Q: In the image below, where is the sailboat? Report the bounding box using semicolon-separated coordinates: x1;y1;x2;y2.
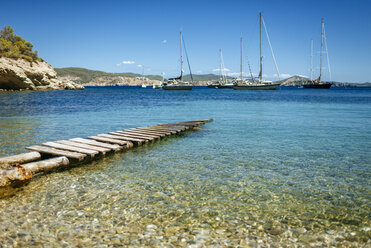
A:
153;73;164;89
234;12;281;90
303;18;332;89
162;31;193;90
208;49;234;89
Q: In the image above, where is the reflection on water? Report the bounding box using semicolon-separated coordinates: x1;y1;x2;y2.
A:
0;118;40;156
0;87;370;246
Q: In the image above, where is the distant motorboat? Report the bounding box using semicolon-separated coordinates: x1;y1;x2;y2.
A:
153;83;161;89
141;84;147;88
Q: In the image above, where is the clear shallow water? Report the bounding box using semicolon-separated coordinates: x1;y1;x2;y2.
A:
0;86;370;247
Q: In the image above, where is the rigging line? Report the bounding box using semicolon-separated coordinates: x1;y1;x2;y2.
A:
219;49;222;81
220;50;227;83
182;36;194;83
262;17;280;80
245;40;256;82
323;25;332;82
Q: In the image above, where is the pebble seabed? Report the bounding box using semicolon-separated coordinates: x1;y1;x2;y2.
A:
0;143;370;248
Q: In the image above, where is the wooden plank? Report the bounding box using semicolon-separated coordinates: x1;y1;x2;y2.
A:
98;134;145;145
168;125;189;131
69;138;123;151
56;140;111;155
138;129;173;136
139;128;174;134
97;134;140;148
154;124;189;130
26;145;86;161
0;152;41;169
43;142;99;158
116;131;157;143
166;121;205;126
115;131;160;140
137;128;177;135
109;132;152;142
136;127;178;134
125;130;166;138
88;136;133;146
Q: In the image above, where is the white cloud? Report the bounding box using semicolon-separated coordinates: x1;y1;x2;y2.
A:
277;73;292;78
227;72;245;77
298;74;309;78
137;64;143;68
162;40;167;44
122;61;135;64
212;68;230;72
116;63;121;67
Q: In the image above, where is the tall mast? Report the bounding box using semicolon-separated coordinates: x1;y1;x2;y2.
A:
219;48;222;81
259;12;263;82
319;18;324;82
180;31;183;80
240;37;243;81
310;39;313;81
221;49;226;83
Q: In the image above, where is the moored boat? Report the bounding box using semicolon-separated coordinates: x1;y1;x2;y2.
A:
303;18;332;89
234;83;280;90
303;82;332;88
208;49;234;89
162;31;193;91
234;13;281;90
162;83;192;90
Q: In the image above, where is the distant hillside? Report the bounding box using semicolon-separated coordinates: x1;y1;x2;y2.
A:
56;67;162;83
278;75;310;86
332;82;371;87
55;67;227;85
56;68;369;87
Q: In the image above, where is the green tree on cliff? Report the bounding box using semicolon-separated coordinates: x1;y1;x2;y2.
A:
0;25;41;62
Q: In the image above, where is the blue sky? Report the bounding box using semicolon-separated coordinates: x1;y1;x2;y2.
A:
1;0;370;83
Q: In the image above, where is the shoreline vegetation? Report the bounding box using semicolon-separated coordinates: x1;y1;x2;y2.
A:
0;26;41;63
0;26;83;91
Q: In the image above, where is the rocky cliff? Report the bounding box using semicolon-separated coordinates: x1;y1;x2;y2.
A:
0;57;84;91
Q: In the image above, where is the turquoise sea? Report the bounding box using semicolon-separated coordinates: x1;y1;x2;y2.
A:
0;86;370;247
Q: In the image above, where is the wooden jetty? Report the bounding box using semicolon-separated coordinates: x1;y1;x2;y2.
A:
0;119;212;193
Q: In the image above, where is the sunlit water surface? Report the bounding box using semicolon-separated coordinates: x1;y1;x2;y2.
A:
0;87;370;247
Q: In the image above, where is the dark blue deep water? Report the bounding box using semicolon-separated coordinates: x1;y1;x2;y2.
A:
0;86;370;246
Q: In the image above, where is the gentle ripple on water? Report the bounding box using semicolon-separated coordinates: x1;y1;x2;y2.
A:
0;87;370;247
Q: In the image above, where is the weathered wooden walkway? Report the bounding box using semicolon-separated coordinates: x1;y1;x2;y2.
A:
0;119;212;192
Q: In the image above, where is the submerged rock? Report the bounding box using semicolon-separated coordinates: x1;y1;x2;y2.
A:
0;57;84;91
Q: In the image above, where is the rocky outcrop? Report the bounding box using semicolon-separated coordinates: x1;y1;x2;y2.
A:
280;75;310;86
0;57;84;90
